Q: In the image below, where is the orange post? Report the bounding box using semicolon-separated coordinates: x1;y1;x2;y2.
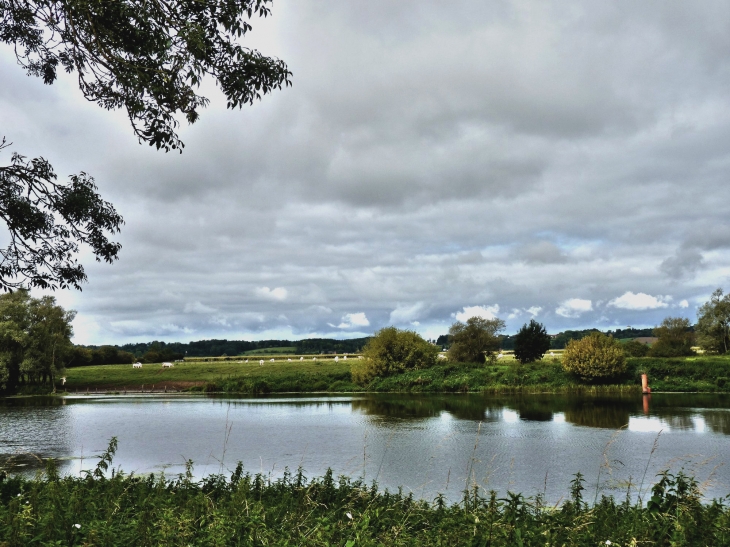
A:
641;373;651;394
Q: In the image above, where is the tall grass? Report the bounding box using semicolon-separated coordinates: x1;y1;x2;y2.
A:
1;438;728;546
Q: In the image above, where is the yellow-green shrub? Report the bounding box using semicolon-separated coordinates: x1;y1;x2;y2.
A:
352;327;438;386
562;332;626;381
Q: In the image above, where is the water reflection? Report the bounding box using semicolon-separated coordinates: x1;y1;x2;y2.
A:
351;392;730;434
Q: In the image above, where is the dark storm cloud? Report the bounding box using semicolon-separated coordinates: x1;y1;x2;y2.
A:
2;0;730;343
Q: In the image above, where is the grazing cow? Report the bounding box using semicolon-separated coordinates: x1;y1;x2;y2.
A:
549;351;555;357
497;353;503;359
288;358;292;361
358;356;363;360
437;354;447;360
270;358;275;362
334;356;339;362
343;355;347;360
133;362;143;368
259;360;264;366
162;362;174;368
312;357;317;361
300;357;304;361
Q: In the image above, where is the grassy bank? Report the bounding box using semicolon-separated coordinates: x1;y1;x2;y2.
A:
1;441;728;546
57;355;730;395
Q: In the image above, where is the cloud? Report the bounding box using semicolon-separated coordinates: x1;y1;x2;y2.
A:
608;292;670;310
183;301;217;314
555;299;592;318
333;312;370;329
389;302;425;324
254;287;288;301
679;299;689;308
453;305;500;322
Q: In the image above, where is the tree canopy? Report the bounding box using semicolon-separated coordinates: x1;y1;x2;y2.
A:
447;316;505;363
0;0;290;290
649;317;695;357
0;289;74;393
513;319;551;364
696;288;730;354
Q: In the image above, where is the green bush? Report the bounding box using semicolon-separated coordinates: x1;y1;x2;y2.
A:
623;340;650;357
447;317;505;363
352;327;438;385
562;332;627;381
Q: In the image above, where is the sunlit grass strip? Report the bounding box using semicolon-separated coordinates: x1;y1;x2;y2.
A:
1;440;728;546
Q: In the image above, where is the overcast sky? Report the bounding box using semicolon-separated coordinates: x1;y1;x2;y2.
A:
2;0;730;345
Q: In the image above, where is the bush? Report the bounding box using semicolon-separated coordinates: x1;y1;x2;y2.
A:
623;340;650;357
352;327;438;386
562;332;627;381
513;319;551;364
649;317;695;357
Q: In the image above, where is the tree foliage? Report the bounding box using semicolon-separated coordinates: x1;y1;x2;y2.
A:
447;316;505;363
561;332;626;381
649;317;695;357
0;140;123;291
0;0;292;152
513;319;551;364
352;327;438;386
623;340;650;357
0;0;290;290
696;288;730;354
0;289;74;392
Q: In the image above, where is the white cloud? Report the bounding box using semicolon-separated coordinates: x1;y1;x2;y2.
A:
608;292;670;310
254;287;288;301
453;305;500;322
389;302;425;324
183;301;217;314
526;306;542;317
679;299;689;308
555;299;593;318
334;312;370;329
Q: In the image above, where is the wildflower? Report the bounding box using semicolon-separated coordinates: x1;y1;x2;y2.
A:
605;541;612;546
346;512;353;520
73;524;81;529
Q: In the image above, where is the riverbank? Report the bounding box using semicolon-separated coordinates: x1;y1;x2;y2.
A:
53;355;730;395
1;445;727;546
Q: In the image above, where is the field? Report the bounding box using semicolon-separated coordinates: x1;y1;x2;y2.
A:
63;356;356;393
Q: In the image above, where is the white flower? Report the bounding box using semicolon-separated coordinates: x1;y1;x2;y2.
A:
605;541;612;546
73;524;81;529
345;512;353;520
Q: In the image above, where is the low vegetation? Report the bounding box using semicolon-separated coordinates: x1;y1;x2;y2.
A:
0;440;728;546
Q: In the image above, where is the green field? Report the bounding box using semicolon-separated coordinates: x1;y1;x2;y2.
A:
63;357;356;393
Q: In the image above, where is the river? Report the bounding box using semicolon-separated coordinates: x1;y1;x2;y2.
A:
1;392;729;503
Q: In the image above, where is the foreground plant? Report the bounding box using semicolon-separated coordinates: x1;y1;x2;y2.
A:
1;438;728;546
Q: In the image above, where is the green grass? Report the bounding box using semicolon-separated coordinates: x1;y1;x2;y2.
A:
241;346;296;355
1;439;728;546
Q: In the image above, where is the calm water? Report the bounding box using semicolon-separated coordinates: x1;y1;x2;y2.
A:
1;392;729;503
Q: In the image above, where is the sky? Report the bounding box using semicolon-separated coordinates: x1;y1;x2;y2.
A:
2;0;730;345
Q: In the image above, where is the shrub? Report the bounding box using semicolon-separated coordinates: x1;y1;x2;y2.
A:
448;317;505;363
513;319;551;364
352;327;438;385
562;332;626;381
623;340;650;357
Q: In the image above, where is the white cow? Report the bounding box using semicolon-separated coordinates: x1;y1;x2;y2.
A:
288;358;292;361
312;357;317;361
60;377;67;385
300;357;304;361
162;362;174;368
245;359;249;363
133;362;142;368
358;356;363;360
343;355;347;360
259;360;264;366
437;354;447;360
270;358;275;362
